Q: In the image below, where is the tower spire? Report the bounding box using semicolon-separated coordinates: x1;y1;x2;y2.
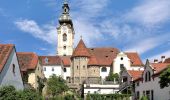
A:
59;0;73;26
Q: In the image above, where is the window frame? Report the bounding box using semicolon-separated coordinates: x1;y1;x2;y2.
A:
101;67;107;72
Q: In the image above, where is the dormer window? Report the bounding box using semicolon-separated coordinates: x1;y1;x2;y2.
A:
45;57;48;64
145;71;151;82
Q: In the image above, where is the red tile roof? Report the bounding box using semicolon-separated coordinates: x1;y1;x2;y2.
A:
127;70;143;80
126;52;143;66
88;48;119;66
39;56;61;66
88;54;98;66
17;52;38;71
72;39;90;57
0;44;14;72
61;56;71;67
151;63;170;75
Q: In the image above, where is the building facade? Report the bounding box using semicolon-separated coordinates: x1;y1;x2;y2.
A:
0;44;24;90
134;60;170;100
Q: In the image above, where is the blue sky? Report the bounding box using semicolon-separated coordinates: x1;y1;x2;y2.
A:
0;0;170;62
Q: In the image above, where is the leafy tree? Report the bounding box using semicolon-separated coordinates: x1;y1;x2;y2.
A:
106;73;119;83
0;86;42;100
47;74;68;97
159;67;170;88
17;89;42;100
0;86;18;100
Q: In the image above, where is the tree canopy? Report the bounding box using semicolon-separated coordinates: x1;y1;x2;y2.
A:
106;73;119;83
159;67;170;89
47;74;68;97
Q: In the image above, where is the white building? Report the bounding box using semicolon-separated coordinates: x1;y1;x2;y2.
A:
134;60;170;100
84;84;119;96
39;56;63;78
114;52;144;74
61;56;71;82
0;44;24;90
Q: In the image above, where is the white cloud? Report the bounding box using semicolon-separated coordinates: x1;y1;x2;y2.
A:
125;0;170;27
71;0;109;47
149;50;170;62
14;19;57;45
125;34;170;54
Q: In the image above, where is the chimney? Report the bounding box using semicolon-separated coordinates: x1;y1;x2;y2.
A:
154;59;158;63
161;56;165;63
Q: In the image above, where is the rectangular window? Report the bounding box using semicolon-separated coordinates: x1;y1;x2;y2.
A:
44;67;46;71
151;90;154;100
120;64;124;70
64;68;67;72
52;67;54;71
143;91;145;96
146;90;150;100
169;91;170;100
136;91;140;100
137;82;139;86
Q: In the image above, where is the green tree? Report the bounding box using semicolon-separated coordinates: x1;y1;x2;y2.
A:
17;89;42;100
106;73;119;83
159;67;170;88
0;86;42;100
0;86;18;100
47;74;68;97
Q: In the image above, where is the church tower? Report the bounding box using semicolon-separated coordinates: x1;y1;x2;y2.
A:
57;0;74;56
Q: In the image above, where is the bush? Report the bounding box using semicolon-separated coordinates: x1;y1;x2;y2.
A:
0;86;42;100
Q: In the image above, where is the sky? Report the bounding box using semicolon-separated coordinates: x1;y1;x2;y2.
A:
0;0;170;62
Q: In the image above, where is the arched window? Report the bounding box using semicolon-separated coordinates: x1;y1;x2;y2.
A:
63;33;67;41
63;46;66;50
101;67;107;72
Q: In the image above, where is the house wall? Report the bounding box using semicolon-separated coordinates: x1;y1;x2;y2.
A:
43;65;63;78
100;66;110;79
88;66;100;77
135;65;170;100
63;67;71;80
84;84;119;95
27;61;44;89
0;48;24;90
113;52;131;74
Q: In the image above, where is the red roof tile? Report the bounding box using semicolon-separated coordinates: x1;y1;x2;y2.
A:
17;52;38;71
126;52;143;66
0;44;14;72
61;56;71;67
127;70;143;80
151;63;170;75
72;39;90;57
88;48;119;66
88;54;98;66
39;56;61;65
